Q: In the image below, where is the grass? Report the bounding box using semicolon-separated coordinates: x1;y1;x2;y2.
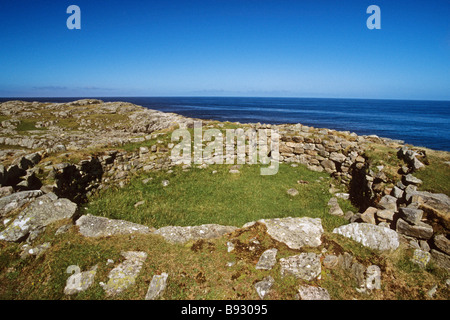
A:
85;163;353;232
414;150;450;196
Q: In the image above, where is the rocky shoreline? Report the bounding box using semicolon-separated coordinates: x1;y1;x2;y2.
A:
0;99;449;299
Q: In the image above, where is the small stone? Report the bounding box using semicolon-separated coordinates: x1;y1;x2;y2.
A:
145;273;168;300
134;200;145;208
64;265;98;295
255;276;275;299
403;174;423;186
161;180;170;187
361;207;377;225
287;188;299;196
279;253;321;281
323;255;339;269
399;207;423;224
411;249;431;268
427;285;438;298
297;285;331;300
227;241;235;253
255;248;278;270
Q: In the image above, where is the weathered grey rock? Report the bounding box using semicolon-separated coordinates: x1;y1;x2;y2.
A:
279;252;321;281
403;174;423;186
0;195;77;242
376;209;395;221
154;224;237;243
258;217;324;249
321;159;336;173
360;207;377;225
255;248;278;270
391;186;404;199
0;190;43;217
76;214;153;238
254;276;275;299
333;223;399;251
101;251;147;296
298;285;331;300
411;249;431;269
377;195;397;212
145;273;168;300
430;249;450;270
338;252;354;270
433;234;450;255
399;207;424;224
410;191;450;230
64;265;98;295
286;188;299;196
327;198;344;217
329;152;346;163
396;218;434;240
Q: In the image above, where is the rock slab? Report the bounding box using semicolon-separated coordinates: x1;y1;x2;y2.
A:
259;217;324;249
145;273;169;300
279;252;321;281
154;224;237;243
333;223;399;251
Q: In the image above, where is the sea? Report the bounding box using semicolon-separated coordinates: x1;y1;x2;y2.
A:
1;97;449;152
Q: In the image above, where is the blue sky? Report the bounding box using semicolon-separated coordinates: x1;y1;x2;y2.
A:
0;0;449;100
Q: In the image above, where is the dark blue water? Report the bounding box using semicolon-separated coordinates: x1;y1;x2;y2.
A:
1;97;449;151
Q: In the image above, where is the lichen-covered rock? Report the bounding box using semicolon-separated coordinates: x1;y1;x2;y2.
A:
145;273;169;300
279;252;321;281
411;249;431;269
76;214;154;238
333;223;399;251
0;190;43;217
154;224;237;244
255;248;278;270
101;251;147;296
258;217;324;249
0;194;76;242
298;285;331;300
254;276;275;299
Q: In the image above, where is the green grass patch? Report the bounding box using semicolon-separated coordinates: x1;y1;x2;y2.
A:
85;163;353;231
414;151;450;196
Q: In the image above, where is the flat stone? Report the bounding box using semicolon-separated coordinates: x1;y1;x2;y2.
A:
403;174;423;186
254;276;275;299
154;224;237;244
333;223;399;251
396;218;434;240
430;249;450;270
0;195;77;242
76;214;154;238
323;254;339;269
279;252;321;281
255;248;278;270
286;188;299;196
376;195;397;212
258;217;324;249
145;273;169;300
399;207;423;224
366;265;381;290
410;191;450;230
433;234;450;255
298;285;331;300
376;209;395;221
361;207;377;224
0;190;43;218
101;251;147;296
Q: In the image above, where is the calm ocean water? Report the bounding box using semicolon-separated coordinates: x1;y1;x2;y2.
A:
1;97;449;151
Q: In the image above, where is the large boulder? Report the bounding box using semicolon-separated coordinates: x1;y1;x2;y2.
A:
154;224;237;244
258;217;324;249
0;194;77;242
332;223;400;251
76;214;154;238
